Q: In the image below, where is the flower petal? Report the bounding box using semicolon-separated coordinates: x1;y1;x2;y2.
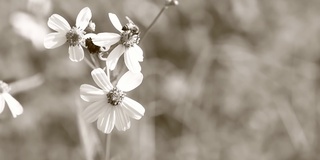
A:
44;32;66;49
68;45;84;62
133;44;143;62
80;84;106;102
115;106;130;131
91;68;113;91
116;71;143;92
76;7;92;30
2;93;23;118
108;13;123;32
97;107;115;134
48;14;71;32
92;32;120;48
124;48;141;73
106;45;125;70
0;96;5;114
82;100;109;123
83;33;96;39
122;97;145;120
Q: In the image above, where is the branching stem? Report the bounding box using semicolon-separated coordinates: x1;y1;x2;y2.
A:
140;5;168;42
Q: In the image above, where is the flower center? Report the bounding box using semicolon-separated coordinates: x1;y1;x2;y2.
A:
85;38;101;54
120;23;140;47
106;88;125;106
66;27;84;46
0;81;10;94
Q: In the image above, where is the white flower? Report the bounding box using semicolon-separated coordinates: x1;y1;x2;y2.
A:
0;81;23;118
80;68;145;134
92;13;143;73
44;7;92;62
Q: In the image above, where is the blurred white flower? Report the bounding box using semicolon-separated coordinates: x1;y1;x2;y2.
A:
92;13;143;73
27;0;52;17
80;68;145;134
44;7;92;62
0;81;23;118
10;12;49;50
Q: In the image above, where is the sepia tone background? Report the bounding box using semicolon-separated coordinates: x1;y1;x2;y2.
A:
1;0;320;159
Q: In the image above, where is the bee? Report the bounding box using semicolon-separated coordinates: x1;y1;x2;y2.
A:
122;17;140;35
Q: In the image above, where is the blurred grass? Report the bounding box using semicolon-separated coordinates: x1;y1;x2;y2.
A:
1;0;320;160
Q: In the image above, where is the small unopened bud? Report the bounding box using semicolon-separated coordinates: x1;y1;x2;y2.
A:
165;0;179;6
87;21;96;32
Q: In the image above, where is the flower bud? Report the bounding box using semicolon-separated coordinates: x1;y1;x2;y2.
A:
165;0;179;6
87;20;96;32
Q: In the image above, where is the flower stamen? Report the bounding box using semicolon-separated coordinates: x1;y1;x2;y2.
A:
106;88;125;106
66;27;84;46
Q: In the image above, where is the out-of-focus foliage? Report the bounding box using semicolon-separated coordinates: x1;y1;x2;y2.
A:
1;0;320;160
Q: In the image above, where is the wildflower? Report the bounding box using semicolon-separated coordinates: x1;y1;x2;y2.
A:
0;81;23;118
92;13;143;73
44;7;92;62
80;68;145;134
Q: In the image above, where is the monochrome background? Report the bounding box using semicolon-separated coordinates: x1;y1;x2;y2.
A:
0;0;320;159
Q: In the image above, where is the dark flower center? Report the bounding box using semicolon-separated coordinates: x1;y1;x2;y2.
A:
85;38;101;54
66;27;83;46
106;88;125;106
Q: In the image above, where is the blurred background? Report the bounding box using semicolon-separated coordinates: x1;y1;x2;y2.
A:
1;0;320;159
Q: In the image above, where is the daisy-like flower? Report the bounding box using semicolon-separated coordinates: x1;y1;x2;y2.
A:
92;13;143;73
0;81;23;118
80;68;145;134
44;7;92;62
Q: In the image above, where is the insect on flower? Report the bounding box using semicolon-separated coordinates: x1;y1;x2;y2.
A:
80;68;145;134
43;7;92;62
92;13;143;73
0;81;23;118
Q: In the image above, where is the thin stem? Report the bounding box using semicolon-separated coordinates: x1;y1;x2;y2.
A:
105;133;112;160
9;74;44;95
110;62;126;82
84;56;96;69
90;54;99;68
140;5;168;42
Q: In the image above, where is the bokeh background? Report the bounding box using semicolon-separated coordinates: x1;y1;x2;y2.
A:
1;0;320;159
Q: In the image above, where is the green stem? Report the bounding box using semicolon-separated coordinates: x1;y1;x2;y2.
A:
140;5;168;42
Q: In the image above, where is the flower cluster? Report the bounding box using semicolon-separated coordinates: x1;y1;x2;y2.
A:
44;7;145;134
44;7;143;73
